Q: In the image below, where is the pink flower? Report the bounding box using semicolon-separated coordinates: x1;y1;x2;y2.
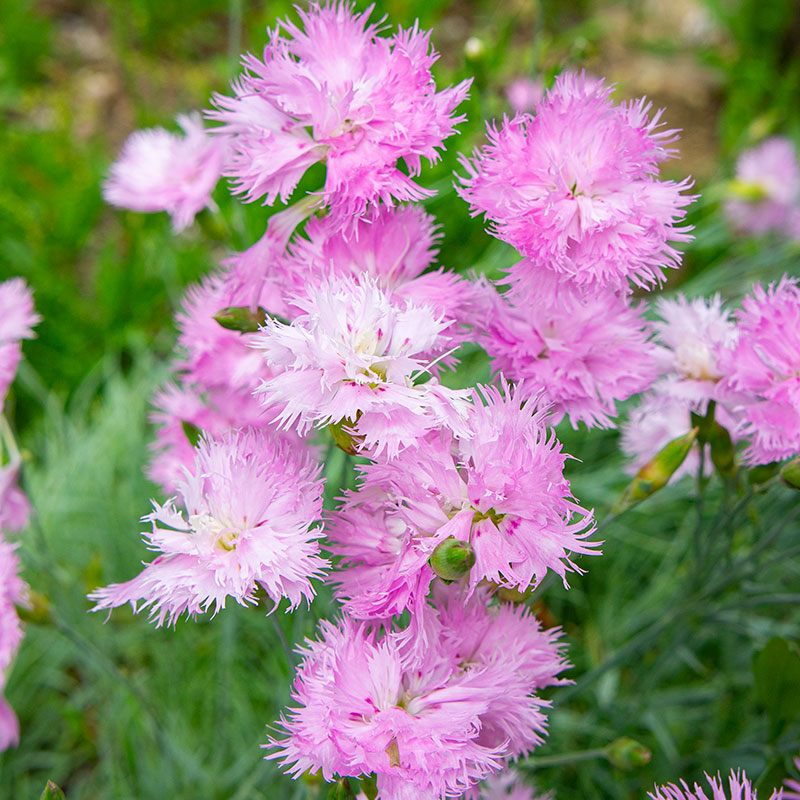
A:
652;294;739;410
782;754;800;799
479;275;658;428
457;71;694;292
0;536;26;752
477;769;550;800
505;77;544;113
89;429;326;626
253;275;471;458
0;464;31;533
103;113;227;231
210;2;471;223
268;585;566;799
0;278;40;409
648;769;781;799
330;383;596;618
720;276;800;464
725;136;800;239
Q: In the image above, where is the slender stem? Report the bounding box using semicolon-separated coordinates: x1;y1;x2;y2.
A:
517;747;608;770
0;413;21;463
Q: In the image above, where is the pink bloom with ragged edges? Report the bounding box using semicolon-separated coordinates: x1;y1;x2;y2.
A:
725;136;800;239
477;769;551;800
89;429;326;626
329;382;597;618
479;274;658;429
720;276;800;464
253;275;471;459
652;293;739;411
0;537;27;752
506;77;544;113
103;113;227;232
648;769;782;799
0;463;31;533
209;2;471;225
457;71;694;292
0;278;40;409
268;584;566;799
782;754;800;799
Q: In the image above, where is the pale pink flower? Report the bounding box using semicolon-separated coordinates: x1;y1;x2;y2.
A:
652;293;739;410
505;77;544;113
478;768;550;800
0;463;31;533
268;585;566;799
209;2;471;223
480;275;657;428
457;71;694;292
648;769;781;799
0;278;39;408
330;383;596;618
725;136;800;239
720;276;800;464
0;536;26;752
103;112;227;231
90;429;326;626
253;275;471;458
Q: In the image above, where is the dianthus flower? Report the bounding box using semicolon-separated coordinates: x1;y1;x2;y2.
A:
505;77;544;113
103;112;227;232
253;275;470;458
725;136;800;239
0;537;27;751
648;769;781;800
783;754;800;799
652;293;738;409
268;584;567;799
330;383;596;618
457;71;694;291
475;769;550;800
0;278;39;409
479;275;657;428
0;463;31;533
209;2;471;223
89;429;326;626
287;204;479;326
719;276;800;463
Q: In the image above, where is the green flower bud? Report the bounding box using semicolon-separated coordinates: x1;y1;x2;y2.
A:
40;782;66;800
613;428;698;512
430;537;476;581
781;458;800;490
605;737;651;770
213;305;269;333
708;422;736;477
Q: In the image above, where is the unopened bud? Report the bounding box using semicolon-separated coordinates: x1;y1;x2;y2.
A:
329;419;360;455
40;782;66;800
781;458;800;490
708;422;736;477
181;420;202;448
430;537;476;581
727;179;768;202
464;36;485;60
614;428;698;512
328;777;357;800
213;305;268;333
605;737;651;770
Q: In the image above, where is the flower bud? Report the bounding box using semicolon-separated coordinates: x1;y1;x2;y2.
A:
464;36;485;61
781;458;800;490
213;305;268;333
708;422;736;477
430;537;476;581
614;427;698;512
40;782;66;800
605;737;651;770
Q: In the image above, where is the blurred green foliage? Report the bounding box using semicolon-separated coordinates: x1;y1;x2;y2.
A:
2;0;800;798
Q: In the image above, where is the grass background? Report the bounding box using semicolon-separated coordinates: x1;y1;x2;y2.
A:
2;0;800;797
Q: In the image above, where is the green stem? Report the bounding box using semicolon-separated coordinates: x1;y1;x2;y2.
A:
517;747;608;770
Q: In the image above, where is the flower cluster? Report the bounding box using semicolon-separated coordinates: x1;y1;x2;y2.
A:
95;3;800;798
0;277;38;751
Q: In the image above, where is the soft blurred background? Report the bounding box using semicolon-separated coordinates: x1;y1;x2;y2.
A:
2;0;800;797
